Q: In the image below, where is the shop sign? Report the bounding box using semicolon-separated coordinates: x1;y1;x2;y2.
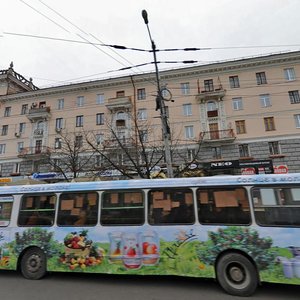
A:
241;168;256;175
274;165;288;174
0;178;12;183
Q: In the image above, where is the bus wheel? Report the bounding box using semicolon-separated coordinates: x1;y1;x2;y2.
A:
20;248;47;280
216;253;258;296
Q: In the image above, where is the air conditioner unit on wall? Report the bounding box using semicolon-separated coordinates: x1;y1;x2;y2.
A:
55;128;62;133
15;132;20;137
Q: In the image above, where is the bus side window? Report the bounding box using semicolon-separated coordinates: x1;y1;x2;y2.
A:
57;192;98;227
197;188;250;225
252;187;300;226
18;194;56;227
100;191;144;226
148;188;195;225
0;196;13;227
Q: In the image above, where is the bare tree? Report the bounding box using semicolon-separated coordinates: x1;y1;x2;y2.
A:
44;130;97;181
85;115;166;179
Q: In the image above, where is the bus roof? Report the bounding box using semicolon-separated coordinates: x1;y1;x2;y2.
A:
0;173;300;195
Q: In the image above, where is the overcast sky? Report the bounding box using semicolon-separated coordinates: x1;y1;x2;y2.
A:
1;0;300;88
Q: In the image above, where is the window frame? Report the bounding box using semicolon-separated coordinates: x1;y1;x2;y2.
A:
232;97;243;111
256;72;267;85
18;193;57;227
148;188;195;225
264;117;275;131
76;115;84;127
100;190;145;226
229;75;240;88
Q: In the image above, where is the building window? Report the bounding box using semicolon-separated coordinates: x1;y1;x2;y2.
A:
256;72;267;85
96;113;105;125
260;94;271;107
284;68;296;81
96;134;104;145
0;144;6;154
19;123;26;133
229;76;240;88
77;96;84;107
187;149;195;161
294;114;300;128
181;82;190;95
137;109;147;120
139;130;148;142
183;104;192;116
1;125;8;136
204;79;214;92
95;155;102;167
55;118;64;130
75;136;83;148
17;142;24;153
239;144;250;158
21;104;28;115
116;111;126;127
76;115;84;127
236;120;246;134
232;97;243;110
212;147;222;159
96;94;105;104
185;126;194;139
57;99;64;110
55;138;62;149
137;88;146;100
264;117;275;131
4;107;11;117
116;91;125;98
289;90;300;104
269;141;280;155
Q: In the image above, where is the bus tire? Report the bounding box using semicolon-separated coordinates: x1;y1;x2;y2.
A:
20;247;47;280
216;252;258;297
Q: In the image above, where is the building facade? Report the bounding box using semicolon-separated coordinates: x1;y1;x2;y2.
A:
0;51;300;178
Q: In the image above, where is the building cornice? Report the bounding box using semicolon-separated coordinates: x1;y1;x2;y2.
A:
1;51;300;102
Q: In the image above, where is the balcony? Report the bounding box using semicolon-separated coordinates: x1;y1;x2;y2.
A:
106;96;132;111
27;106;51;122
33;129;44;136
18;146;50;159
199;129;235;143
207;110;218;118
197;87;226;102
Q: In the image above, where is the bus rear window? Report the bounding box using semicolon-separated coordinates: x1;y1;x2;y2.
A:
101;190;144;226
252;187;300;226
18;194;56;226
57;192;98;226
148;188;195;225
197;187;251;225
0;196;13;226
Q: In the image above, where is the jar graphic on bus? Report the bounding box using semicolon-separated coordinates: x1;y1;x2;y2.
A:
122;233;142;269
108;232;123;264
141;231;159;266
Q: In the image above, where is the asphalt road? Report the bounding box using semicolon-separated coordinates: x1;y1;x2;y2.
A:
0;270;299;300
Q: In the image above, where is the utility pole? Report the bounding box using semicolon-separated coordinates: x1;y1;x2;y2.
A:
142;9;174;178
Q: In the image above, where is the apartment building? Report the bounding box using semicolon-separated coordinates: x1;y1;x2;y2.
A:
0;51;300;178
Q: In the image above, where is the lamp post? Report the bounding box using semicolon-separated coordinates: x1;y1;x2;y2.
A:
142;9;174;178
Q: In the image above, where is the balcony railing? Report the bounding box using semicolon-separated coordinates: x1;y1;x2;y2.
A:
197;87;226;102
33;129;44;136
18;146;50;158
199;129;235;143
106;96;132;111
27;106;51;121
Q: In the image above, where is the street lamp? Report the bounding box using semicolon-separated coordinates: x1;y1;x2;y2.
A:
141;9;174;178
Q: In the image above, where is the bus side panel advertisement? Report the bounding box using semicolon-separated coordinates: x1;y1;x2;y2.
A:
0;225;300;284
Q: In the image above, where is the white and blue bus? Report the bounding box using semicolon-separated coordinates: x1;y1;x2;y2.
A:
0;173;300;296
